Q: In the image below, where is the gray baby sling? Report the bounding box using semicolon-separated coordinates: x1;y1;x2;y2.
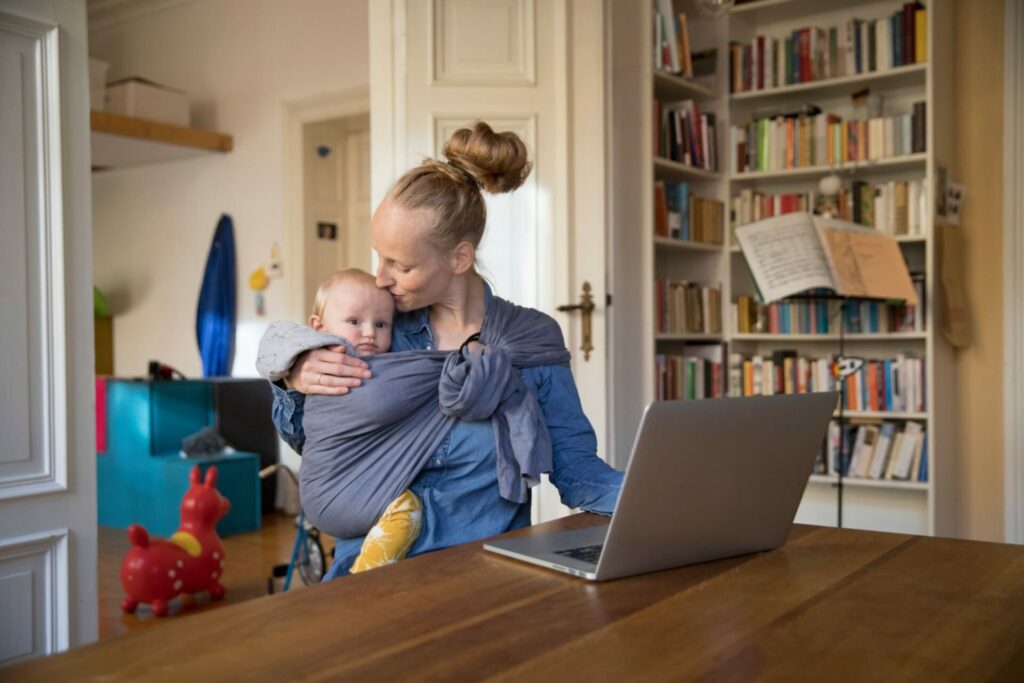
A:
256;297;571;539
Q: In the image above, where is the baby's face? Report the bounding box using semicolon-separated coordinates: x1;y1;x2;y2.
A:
314;283;394;355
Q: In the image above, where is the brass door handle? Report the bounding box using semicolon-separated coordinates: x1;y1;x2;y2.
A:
557;281;595;361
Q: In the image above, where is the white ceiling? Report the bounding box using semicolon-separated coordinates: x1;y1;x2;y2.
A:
87;0;201;33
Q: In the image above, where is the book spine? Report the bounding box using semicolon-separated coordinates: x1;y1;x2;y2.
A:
915;8;927;63
903;2;916;66
868;20;877;71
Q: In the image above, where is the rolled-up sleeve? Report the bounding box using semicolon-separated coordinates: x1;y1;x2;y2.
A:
271;382;306;455
531;364;623;515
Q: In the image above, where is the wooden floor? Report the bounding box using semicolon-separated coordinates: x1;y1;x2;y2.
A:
98;514;334;640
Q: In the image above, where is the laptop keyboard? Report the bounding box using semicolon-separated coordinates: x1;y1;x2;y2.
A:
555;544;603;564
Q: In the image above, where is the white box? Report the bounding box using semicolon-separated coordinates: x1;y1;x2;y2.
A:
105;77;189;127
89;57;109;111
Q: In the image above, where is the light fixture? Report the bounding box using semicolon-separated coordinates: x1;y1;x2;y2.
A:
695;0;735;18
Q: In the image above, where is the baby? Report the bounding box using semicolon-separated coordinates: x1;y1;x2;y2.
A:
307;268;422;573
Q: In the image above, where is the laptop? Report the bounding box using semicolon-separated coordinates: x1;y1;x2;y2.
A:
484;392;838;581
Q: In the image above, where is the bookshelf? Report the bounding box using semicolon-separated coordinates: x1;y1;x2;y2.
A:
610;0;954;536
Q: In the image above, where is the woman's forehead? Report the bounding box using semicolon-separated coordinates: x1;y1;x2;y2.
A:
372;201;436;258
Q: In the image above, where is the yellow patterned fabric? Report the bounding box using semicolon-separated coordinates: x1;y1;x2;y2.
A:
349;489;423;573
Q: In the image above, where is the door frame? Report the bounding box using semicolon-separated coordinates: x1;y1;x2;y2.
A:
283;87;371;323
1004;0;1024;545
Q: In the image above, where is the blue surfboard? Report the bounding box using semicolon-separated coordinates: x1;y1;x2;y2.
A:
196;214;236;376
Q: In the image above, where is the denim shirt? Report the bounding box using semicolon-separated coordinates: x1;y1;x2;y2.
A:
270;285;623;578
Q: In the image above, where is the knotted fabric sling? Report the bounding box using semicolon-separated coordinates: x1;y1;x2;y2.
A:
256;297;571;538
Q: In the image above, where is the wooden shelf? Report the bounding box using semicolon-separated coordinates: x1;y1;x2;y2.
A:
731;332;927;342
838;411;929;421
654;237;724;253
808;474;929;491
653;70;717;100
655;333;723;342
90;110;233;170
654;157;722;181
731;64;927;103
731;154;927;182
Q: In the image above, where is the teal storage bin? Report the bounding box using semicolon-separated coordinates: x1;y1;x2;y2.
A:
98;380;261;537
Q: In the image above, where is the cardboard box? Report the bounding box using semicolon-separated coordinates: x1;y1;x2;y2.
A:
106;77;189;126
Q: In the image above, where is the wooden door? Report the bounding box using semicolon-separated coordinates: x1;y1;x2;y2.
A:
0;0;98;663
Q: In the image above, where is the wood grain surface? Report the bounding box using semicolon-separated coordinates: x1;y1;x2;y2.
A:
10;515;1024;682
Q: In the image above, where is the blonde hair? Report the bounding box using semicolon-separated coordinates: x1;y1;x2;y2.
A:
387;121;532;254
311;268;379;318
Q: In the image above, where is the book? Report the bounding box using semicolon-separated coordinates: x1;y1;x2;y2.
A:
655;0;681;73
869;422;897;479
734;212;919;304
890;421;924;479
678;13;693;78
849;424;880;477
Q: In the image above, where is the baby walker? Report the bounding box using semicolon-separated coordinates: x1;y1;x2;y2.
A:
259;464;330;592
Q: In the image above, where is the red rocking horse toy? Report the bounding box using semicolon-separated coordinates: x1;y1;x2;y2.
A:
120;465;231;616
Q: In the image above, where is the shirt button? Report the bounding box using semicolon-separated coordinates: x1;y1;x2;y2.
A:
433;458;443;467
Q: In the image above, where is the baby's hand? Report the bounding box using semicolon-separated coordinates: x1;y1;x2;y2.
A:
286;345;372;395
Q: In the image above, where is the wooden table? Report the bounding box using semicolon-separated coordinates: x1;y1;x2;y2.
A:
11;514;1024;681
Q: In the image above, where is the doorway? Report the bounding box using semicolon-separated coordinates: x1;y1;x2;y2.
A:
301;114;373;316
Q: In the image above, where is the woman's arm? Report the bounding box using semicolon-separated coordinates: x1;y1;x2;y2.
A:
285;346;371;395
257;320;371;396
270;383;306;454
259;321;374;452
533;364;624;515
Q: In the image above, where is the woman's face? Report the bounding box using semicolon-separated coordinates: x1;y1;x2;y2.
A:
372;199;455;312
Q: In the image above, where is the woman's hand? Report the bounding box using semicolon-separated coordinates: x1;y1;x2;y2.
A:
286;345;372;395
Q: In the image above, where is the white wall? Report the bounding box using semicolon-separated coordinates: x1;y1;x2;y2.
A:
90;0;369;378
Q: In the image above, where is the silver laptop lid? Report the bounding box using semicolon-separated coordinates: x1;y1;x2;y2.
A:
595;392;837;581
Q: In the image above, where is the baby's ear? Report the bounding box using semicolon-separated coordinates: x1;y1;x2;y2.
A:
309;315;323;331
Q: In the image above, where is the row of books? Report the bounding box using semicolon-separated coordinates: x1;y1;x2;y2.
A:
732;102;926;174
729;352;835;398
728;3;927;94
654;182;725;245
734;284;925;335
652;1;692;76
841;355;926;413
726;352;926;413
655;280;722;335
655;350;726;401
846;179;928;234
654;99;719;172
817;420;928;482
728;179;927;237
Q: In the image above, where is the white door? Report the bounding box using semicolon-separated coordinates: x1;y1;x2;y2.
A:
371;0;610;522
302;115;373;315
0;0;98;663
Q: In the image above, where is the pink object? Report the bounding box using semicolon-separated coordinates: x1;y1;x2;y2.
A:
95;377;107;453
119;466;231;617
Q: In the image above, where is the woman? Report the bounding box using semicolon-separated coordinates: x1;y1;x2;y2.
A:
269;121;623;579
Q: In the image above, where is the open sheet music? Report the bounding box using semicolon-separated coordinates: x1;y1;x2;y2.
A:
734;212;918;305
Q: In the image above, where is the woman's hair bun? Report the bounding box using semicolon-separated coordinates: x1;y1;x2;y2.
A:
442;121;532;194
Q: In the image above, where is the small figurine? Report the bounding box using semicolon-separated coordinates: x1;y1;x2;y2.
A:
120;466;230;617
816;172;843;219
249;266;270;316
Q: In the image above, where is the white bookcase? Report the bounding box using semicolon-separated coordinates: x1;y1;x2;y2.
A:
609;0;955;536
